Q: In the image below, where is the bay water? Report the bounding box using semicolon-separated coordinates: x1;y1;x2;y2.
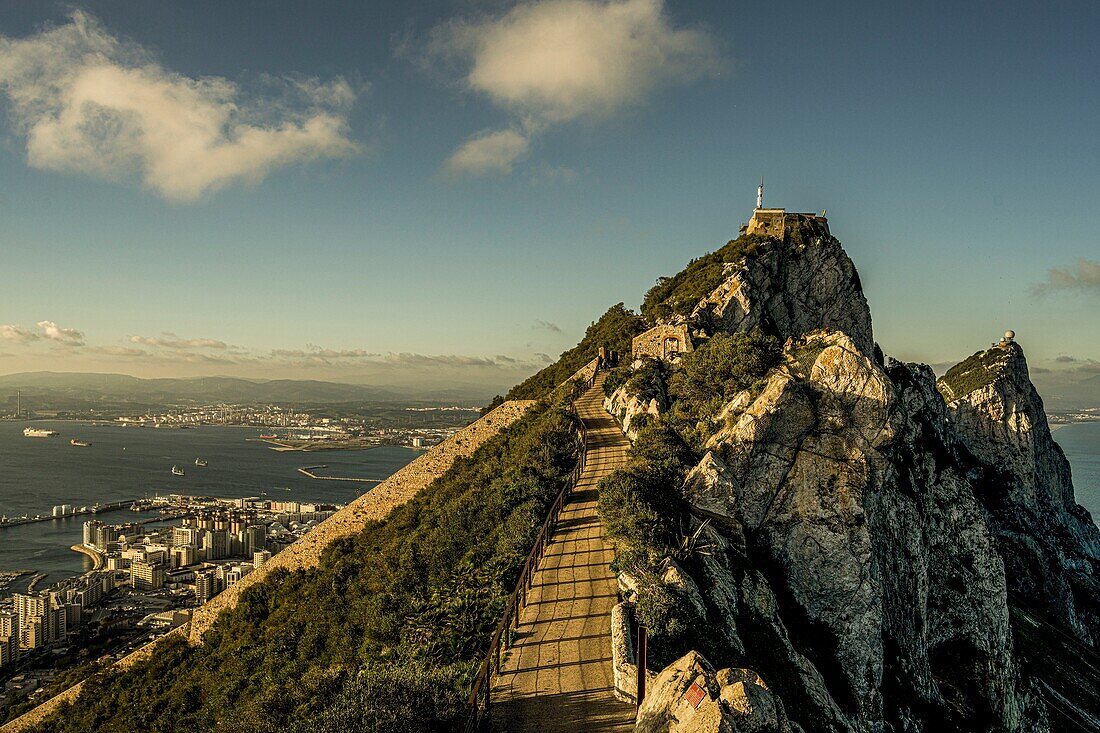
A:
0;420;417;595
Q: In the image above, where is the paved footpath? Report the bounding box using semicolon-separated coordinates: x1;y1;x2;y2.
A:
490;375;637;732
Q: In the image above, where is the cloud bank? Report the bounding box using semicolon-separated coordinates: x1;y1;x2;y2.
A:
1032;258;1100;296
427;0;720;176
0;319;548;383
0;11;359;201
1;320;84;345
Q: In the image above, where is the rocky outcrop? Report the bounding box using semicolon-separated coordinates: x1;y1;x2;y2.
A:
689;223;874;356
941;342;1100;644
637;651;799;733
671;330;1040;731
606;383;663;440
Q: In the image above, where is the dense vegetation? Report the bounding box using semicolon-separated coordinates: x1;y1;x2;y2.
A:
640;235;768;323
598;330;780;667
937;346;1011;401
33;396;582;733
506;304;645;400
666;331;781;451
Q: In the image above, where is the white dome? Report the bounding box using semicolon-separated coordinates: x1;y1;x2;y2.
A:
1004;330;1016;340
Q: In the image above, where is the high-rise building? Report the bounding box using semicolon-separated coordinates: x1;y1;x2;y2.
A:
253;550;272;568
195;570;221;603
170;545;196;569
83;519;101;547
203;529;229;560
14;593;66;649
245;525;266;556
131;560;165;591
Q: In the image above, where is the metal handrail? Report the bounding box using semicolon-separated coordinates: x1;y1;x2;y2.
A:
464;367;599;731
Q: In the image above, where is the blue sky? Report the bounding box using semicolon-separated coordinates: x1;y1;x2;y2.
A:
1;0;1098;393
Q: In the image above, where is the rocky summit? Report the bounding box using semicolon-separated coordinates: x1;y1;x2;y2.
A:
605;218;1100;733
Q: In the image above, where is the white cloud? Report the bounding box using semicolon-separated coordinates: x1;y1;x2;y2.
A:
443;128;529;176
425;0;721;175
0;325;39;343
36;320;85;345
1032;258;1100;296
0;11;359;201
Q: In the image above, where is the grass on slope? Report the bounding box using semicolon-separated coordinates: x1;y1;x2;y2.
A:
937;347;1011;402
32;396;582;733
641;234;769;324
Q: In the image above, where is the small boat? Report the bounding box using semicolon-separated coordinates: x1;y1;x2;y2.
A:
70;439;91;447
259;433;277;440
194;458;208;467
171;465;185;477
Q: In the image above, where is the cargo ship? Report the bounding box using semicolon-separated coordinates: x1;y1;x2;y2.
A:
23;427;59;438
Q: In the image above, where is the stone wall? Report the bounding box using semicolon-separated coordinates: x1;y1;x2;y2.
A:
0;400;534;733
550;357;600;400
745;208;786;238
631;324;692;363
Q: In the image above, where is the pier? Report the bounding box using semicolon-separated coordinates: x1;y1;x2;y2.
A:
0;500;139;530
296;466;383;483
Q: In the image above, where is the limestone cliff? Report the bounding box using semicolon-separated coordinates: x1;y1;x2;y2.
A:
609;221;1100;732
940;343;1100;645
687;220;874;356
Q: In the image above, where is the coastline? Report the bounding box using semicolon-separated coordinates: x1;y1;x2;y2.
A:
69;544;104;571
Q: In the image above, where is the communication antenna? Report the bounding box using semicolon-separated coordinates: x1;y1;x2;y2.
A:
756;178;764;209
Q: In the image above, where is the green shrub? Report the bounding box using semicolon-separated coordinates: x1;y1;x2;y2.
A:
507;304;645;400
635;577;703;670
666;330;780;451
791;337;830;376
602;366;631;397
641;235;769;323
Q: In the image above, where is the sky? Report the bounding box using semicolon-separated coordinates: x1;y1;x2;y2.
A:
1;0;1098;394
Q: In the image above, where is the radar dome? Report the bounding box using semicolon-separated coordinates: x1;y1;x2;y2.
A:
1004;330;1016;340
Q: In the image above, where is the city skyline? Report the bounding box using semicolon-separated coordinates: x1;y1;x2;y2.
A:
2;1;1099;394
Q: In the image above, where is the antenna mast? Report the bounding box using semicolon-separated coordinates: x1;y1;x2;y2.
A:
756;178;764;209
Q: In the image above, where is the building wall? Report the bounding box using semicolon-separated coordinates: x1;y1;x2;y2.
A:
632;324;693;362
746;208;786;238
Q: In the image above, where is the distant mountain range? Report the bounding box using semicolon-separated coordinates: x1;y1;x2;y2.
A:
1030;371;1100;412
0;371;492;408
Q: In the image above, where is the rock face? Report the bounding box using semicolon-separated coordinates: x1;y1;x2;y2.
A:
614;223;1100;732
941;343;1100;643
690;223;874;356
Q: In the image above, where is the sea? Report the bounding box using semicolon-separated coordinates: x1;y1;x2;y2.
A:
0;420;417;597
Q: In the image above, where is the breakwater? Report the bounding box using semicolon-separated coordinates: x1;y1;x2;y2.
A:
296;465;383;483
0;499;136;530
